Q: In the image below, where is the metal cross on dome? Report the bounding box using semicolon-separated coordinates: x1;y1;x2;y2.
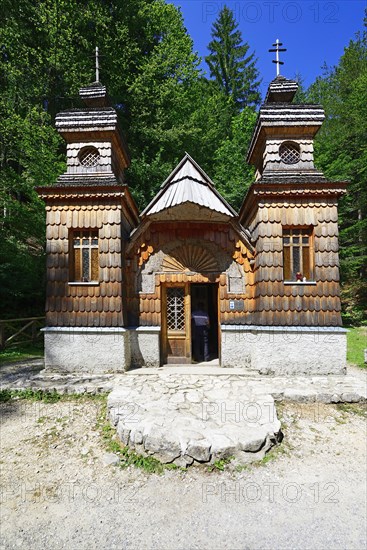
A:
269;39;286;76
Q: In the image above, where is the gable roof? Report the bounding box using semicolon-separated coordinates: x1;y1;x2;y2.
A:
140;153;237;218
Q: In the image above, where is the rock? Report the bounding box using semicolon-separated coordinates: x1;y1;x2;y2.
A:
187;439;211;462
176;428;203;453
341;392;361;403
210;433;236;460
144;428;181;463
80;446;89;456
185;390;201;403
330;394;341;403
283;389;317;402
173;454;194;468
316;393;333;403
130;429;143;445
237;427;267;452
170;392;186;404
117;423;130;445
102;453;120;466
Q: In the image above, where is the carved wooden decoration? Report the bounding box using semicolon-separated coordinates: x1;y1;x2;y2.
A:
162;244;219;273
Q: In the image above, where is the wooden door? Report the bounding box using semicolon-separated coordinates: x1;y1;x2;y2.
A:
162;284;191;364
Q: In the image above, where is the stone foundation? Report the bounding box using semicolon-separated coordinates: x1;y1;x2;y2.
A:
43;326;161;373
42;327;130;373
42;325;347;375
220;325;347;375
129;326;161;368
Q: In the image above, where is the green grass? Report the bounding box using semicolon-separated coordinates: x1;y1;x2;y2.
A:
96;408;181;474
0;388;107;403
0;342;44;364
336;403;367;418
207;457;234;472
346;326;367;368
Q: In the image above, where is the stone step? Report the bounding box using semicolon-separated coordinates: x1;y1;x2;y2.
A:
126;365;262;376
108;384;282;467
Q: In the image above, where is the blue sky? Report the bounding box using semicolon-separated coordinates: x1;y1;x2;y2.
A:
169;0;366;98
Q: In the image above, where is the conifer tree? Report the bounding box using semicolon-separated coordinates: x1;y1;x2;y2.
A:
205;5;261;109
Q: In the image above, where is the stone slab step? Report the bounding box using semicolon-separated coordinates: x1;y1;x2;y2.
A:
126;365;261;376
108;383;282;466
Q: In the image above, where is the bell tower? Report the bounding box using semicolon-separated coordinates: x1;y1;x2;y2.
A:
247;40;326;182
239;40;348;375
37;53;139;373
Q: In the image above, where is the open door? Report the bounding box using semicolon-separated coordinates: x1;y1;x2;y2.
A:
191;283;219;362
162;284;191;364
162;282;219;365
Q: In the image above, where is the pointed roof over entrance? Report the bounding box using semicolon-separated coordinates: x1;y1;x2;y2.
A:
141;153;236;218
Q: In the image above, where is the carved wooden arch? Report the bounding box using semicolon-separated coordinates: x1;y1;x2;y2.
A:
160;238;232;274
162;243;219;273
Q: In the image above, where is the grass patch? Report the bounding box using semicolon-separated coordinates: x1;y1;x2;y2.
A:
0;388;107;403
0;342;44;365
257;441;291;466
96;409;181;474
346;326;367;368
336;403;367;418
207;457;234;472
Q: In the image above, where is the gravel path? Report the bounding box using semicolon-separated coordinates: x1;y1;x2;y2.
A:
1;396;366;550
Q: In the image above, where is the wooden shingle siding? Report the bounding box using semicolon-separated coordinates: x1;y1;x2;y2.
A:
44;200;131;327
242;193;344;326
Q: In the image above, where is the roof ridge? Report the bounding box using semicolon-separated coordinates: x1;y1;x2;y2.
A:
141;153;237;218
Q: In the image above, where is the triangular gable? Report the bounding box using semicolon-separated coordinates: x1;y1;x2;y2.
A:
141;153;237;218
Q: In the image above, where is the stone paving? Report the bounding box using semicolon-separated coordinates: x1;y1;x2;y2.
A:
1;359;366;466
108;376;282;466
0;360;366;403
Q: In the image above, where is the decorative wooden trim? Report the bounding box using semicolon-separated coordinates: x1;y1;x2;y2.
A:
162;244;219;273
239;181;348;225
283;281;317;286
68;282;100;286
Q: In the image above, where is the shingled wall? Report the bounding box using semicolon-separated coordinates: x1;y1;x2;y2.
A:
242;183;347;327
42;189;135;328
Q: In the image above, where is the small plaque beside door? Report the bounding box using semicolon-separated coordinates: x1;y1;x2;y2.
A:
229;299;245;311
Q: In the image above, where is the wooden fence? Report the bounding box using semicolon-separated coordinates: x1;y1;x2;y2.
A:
0;317;45;350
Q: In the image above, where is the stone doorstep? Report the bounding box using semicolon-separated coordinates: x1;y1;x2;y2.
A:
111;399;282;466
126;365;261;375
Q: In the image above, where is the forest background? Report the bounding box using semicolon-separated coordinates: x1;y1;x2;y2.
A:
0;0;366;324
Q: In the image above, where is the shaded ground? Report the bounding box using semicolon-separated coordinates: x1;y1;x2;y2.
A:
0;396;366;550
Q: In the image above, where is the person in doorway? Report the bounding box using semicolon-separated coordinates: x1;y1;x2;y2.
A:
191;301;210;362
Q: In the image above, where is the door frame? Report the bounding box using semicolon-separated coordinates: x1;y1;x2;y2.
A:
161;282;191;364
161;280;220;365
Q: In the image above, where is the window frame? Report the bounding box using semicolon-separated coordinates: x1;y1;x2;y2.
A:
282;226;315;283
69;229;100;284
279;141;301;165
78;146;100;168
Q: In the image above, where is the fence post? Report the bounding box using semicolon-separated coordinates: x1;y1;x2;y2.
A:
0;324;4;350
31;320;37;343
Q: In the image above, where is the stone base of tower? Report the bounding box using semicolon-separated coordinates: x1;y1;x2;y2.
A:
220;325;347;375
42;327;131;373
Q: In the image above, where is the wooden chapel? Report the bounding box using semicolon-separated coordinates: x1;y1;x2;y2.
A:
37;49;348;375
